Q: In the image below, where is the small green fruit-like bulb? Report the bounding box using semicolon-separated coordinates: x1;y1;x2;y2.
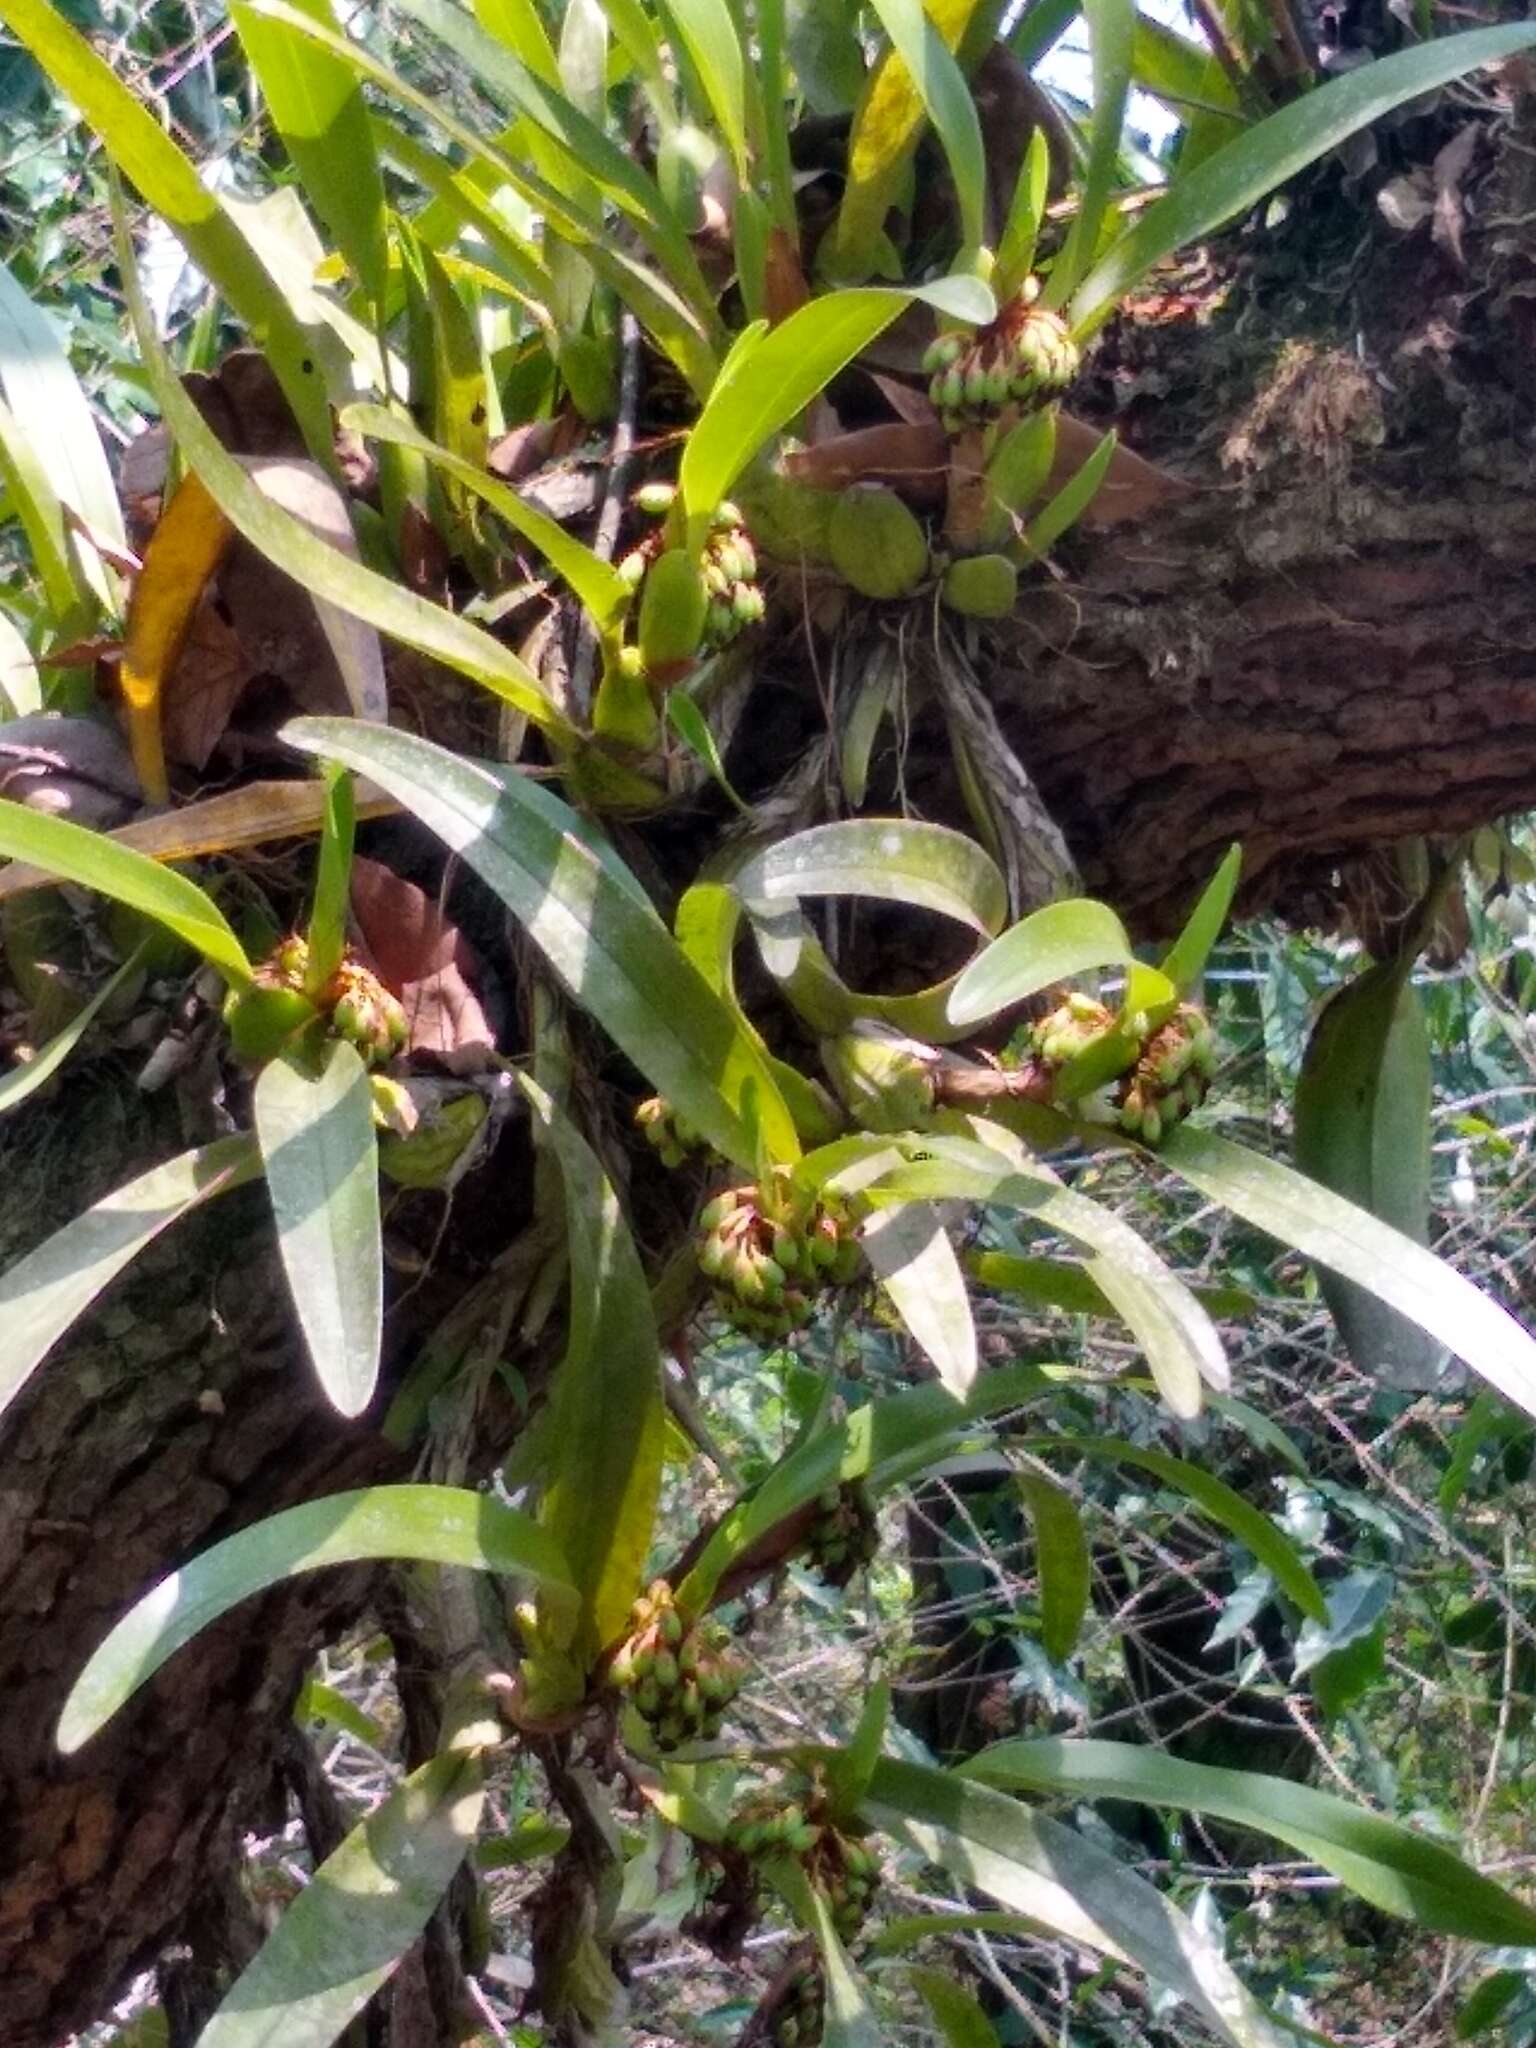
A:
771;1226;802;1273
821;1023;937;1132
638;548;708;671
827;485;930;600
634;480;677;517
658;1603;684;1646
617;547;648;589
941;553;1018;620
699;1189;743;1231
733;582;765;625
224;982;321;1065
705;601;737;646
272;933;310;986
330;972;409;1067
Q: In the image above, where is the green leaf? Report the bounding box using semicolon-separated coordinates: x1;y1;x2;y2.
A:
1021;427;1118;554
1456;1971;1524;2040
969;1249;1254;1324
112;213;572;744
1160;843;1241;995
198;1748;485;2047
1071;23;1536;333
387;0;714;317
341;403;632;632
1044;0;1134;309
678;283;992;539
826;1676;890;1825
1292;1566;1392;1680
961;1738;1536;1946
230;0;390;313
1063;1437;1325;1620
879;1124;1225;1418
660;0;747;176
1294;960;1440;1381
1019;1473;1089;1663
736;817;1009;936
0;0;331;459
676;1360;1051;1612
807;1884;884;2048
860;1202;977;1397
863;0;986;252
293;1676;385;1746
0;608;40;717
0;941;149;1115
1161;1124;1536;1422
0;1136;261;1434
521;1076;667;1661
0;259;123;611
666;691;751;815
947;898;1132;1028
282;718;799;1168
254;1041;383;1419
861;1758;1292;2048
829;0;986;276
1438;1389;1505;1518
994;126;1051;305
0;800;250;985
304;764;354;988
908;1969;1001;2048
59;1484;577;1752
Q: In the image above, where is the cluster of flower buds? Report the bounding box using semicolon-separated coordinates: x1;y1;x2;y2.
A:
769;1963;825;2048
923;280;1081;436
816;1830;883;1943
619;483;765;652
1030;989;1116;1070
634;1094;706;1170
805;1481;880;1588
1115;1002;1218;1145
729;1793;882;1947
697;1174;863;1340
224;934;407;1068
328;955;409;1066
726;1795;823;1860
608;1579;746;1752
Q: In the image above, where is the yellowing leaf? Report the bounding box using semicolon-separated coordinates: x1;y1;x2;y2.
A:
830;0;982;279
120;471;235;804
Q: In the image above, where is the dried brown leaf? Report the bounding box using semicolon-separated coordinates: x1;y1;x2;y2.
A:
349;855;495;1066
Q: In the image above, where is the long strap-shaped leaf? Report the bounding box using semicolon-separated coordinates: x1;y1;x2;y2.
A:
282;718;799;1166
521;1076;667;1661
229;0;391;315
1160;1125;1536;1422
0;258;123;612
1070;23;1536;335
676;1359;1052;1612
254;1041;383;1420
58;1484;577;1751
0;1135;262;1432
112;196;573;746
0;798;251;984
0;0;332;461
861;1758;1292;2048
0;941;150;1116
678;281;992;542
962;1738;1536;1946
197;1746;486;2048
